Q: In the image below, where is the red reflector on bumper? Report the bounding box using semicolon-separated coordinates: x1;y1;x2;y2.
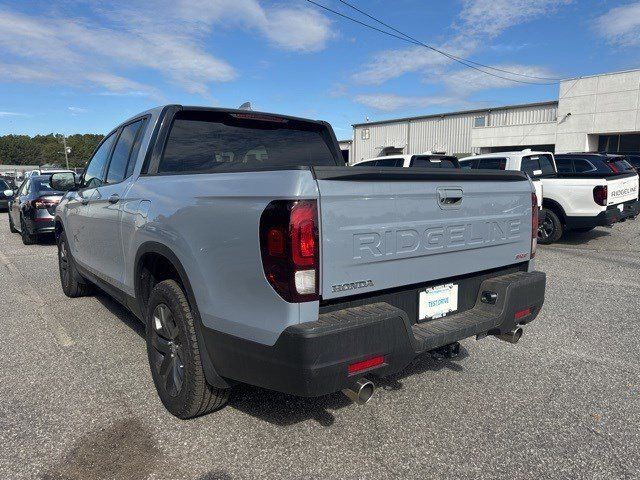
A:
514;308;531;320
348;356;384;375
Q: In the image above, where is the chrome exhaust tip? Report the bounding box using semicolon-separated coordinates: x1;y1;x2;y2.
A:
342;378;375;405
495;327;523;344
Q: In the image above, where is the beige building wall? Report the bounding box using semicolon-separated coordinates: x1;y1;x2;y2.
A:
555;70;640;152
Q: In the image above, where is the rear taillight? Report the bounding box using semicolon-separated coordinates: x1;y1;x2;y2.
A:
593;185;608;206
260;200;319;302
31;197;58;209
531;192;538;259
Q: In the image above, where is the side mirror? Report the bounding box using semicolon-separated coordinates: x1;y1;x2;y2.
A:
50;172;77;192
2;189;13;197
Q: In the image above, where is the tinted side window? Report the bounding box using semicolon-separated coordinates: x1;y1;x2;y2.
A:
574;159;596;173
521;157;540;176
354;160;377;167
555;157;573;173
375;158;403;167
106;120;144;184
538;155;556;175
477;158;506;170
84;133;116;189
459;159;476;170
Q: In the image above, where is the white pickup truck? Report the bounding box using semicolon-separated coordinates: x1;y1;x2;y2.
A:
460;150;639;243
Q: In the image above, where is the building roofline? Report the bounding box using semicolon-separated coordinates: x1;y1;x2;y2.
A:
352;100;558;127
561;67;640;82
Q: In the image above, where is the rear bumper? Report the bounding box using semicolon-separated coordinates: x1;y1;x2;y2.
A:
24;215;55;233
203;270;546;397
566;199;639;229
0;199;8;210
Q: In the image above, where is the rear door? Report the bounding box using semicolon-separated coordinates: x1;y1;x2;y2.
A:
85;118;146;287
65;131;117;267
314;168;534;300
606;174;639;206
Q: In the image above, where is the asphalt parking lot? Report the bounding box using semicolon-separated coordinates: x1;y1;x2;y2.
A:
1;218;639;480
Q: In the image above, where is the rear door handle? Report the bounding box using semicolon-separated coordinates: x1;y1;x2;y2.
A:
108;194;120;204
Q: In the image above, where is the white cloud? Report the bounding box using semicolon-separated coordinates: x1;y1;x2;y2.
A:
457;0;572;38
355;63;556;112
68;106;88;115
441;64;557;95
0;1;334;97
263;7;334;52
354;93;462;112
353;0;570;85
0;111;27;117
595;2;640;47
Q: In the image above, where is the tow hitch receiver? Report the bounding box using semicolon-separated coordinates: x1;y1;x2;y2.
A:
430;342;461;359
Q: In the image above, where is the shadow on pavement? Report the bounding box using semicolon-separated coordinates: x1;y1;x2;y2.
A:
554;227;610;245
229;346;468;427
94;291;145;339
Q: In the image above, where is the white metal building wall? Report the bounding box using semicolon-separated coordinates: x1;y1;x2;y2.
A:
489;104;557;127
351;102;558;163
408;114;475;157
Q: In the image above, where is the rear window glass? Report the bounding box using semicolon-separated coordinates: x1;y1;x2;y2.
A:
0;179;8;189
573;159;596;173
521;155;555;176
477;158;507;170
31;177;58;193
607;159;635;173
159;111;338;174
411;156;459;168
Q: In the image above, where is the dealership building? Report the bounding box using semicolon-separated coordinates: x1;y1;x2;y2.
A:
344;69;640;164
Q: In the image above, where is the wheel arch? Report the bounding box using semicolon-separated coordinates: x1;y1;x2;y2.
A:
134;241;232;389
542;198;567;225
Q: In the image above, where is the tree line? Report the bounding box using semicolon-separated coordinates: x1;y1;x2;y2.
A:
0;134;104;168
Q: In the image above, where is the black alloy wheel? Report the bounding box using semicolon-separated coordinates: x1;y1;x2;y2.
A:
150;303;186;398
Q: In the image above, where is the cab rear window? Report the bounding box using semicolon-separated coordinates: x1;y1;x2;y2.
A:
410;156;459;168
159;110;339;174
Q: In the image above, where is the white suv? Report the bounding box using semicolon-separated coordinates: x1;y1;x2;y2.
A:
460;150;639;244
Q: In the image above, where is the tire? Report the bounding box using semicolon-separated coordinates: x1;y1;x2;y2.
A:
57;231;93;297
8;213;17;233
20;216;37;245
538;208;563;245
574;227;595;233
146;279;229;419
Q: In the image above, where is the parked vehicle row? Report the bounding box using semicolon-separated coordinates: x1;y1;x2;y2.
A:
459;151;639;243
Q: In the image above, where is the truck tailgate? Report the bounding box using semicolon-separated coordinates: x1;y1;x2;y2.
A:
313;167;534;300
607;174;639;206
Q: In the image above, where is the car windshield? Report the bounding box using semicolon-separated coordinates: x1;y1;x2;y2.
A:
0;179;8;189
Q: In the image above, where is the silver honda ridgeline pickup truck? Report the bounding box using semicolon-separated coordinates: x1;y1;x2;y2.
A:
51;105;546;418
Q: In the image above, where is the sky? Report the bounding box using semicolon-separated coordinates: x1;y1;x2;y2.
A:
0;0;639;140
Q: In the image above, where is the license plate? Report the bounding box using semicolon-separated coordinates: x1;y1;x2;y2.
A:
419;283;458;321
618;204;625;212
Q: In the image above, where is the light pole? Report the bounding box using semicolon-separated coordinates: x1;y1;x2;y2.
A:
55;134;71;169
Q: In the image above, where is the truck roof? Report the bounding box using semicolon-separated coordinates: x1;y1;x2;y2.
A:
124;105;328;128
